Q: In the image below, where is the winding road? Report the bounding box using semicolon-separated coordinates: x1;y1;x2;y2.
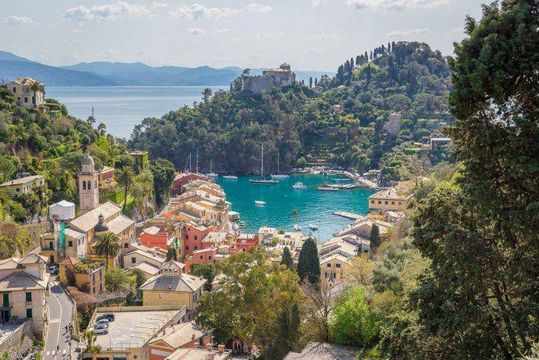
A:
44;281;76;359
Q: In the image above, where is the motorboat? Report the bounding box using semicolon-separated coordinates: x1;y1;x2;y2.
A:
309;224;319;231
292;182;306;189
223;175;238;180
255;200;266;206
238;221;247;227
294;224;302;231
318;183;339;191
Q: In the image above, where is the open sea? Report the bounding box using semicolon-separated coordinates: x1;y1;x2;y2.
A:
216;175;374;242
47;86;373;241
46;86;228;138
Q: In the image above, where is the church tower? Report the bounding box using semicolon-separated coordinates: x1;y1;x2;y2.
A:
79;154;99;213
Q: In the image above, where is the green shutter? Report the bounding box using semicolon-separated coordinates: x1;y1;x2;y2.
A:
26;292;32;302
2;293;9;307
26;308;32;318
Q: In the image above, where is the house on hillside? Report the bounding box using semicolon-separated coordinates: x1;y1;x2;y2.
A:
0;175;45;197
146;321;212;360
7;77;45;108
140;273;205;310
368;187;412;212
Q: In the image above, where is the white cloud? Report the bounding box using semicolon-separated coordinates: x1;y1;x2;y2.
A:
387;28;431;37
151;2;168;8
312;0;329;6
247;3;272;13
188;27;206;35
170;4;241;20
63;1;151;23
213;28;230;34
4;16;34;25
346;0;449;11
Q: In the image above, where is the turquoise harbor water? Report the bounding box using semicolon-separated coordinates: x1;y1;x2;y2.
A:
216;175;375;242
46;86;228;138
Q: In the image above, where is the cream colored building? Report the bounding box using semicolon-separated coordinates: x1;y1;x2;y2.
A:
320;253;352;288
7;77;45;109
368;187;412;211
79;154;100;213
123;246;167;270
140;273;205;310
338;218;391;240
0;254;50;337
0;175;45;196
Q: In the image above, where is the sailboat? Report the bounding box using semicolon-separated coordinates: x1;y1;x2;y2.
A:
207;159;217;178
250;144;279;184
271;151;289;179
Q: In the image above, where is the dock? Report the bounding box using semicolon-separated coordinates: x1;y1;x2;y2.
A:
333;211;363;220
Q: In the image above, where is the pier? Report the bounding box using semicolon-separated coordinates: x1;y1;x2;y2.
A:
333;211;363;220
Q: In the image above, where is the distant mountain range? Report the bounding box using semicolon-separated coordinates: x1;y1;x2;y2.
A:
0;51;333;87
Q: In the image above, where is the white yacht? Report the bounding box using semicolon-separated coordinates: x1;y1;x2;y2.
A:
293;182;306;189
309;224;319;231
255;200;266;206
294;223;302;231
223;175;238;180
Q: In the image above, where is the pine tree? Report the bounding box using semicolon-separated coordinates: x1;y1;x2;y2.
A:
297;238;320;286
281;246;293;269
369;224;381;249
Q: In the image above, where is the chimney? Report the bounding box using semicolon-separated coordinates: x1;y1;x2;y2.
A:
218;345;225;354
206;343;212;351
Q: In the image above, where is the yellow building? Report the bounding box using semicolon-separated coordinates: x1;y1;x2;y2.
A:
0;175;45;196
7;77;45;109
368;187;411;212
320;253;352;288
140;273;205;310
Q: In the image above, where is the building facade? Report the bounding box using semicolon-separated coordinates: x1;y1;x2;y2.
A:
7;77;45;109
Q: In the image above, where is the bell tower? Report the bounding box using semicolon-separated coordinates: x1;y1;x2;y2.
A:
79;154;99;213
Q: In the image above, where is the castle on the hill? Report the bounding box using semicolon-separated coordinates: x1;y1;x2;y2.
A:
242;63;296;94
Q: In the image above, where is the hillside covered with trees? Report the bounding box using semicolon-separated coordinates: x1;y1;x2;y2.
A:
129;41;453;181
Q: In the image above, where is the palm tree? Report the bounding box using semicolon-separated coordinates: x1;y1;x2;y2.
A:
29;80;44;108
93;231;120;269
117;167;134;211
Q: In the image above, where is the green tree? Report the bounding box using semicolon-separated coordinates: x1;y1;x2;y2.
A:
165;248;177;261
93;231;120;269
117;166;134;211
369;224;381;249
406;1;539;358
150;158;176;208
105;267;136;293
280;246;293;269
191;263;215;292
330;286;380;347
297;238;320;286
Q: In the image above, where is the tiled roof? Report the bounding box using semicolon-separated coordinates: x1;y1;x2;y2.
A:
149;321;205;349
0;175;43;187
140;273;205;292
0;271;49;291
69;202;122;233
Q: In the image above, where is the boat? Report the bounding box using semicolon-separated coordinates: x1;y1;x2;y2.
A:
255;200;266;206
318;183;339;191
207;159;218;177
294;224;302;231
250;144;279;185
271;151;289;179
309;224;319;231
238;221;247;227
223;175;238;180
292;182;306;189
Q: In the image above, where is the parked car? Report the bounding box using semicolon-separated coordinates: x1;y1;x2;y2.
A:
94;319;109;327
96;313;115;322
93;326;108;335
49;264;59;275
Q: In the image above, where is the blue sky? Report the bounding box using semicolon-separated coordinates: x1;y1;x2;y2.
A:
0;0;485;71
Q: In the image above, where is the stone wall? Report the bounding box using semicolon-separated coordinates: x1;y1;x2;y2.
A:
0;321;36;360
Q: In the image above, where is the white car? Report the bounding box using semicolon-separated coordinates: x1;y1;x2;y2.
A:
95;319;109;326
93;326;108;335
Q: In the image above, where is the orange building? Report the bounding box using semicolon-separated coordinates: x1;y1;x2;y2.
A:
140;226;175;250
232;233;260;253
183;223;212;257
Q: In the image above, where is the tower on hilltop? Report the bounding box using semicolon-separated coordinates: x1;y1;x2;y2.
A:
79;154;99;213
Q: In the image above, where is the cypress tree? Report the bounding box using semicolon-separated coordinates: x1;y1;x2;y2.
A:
369;224;381;249
166;247;177;261
297;237;320;286
281;246;293;269
309;76;313;88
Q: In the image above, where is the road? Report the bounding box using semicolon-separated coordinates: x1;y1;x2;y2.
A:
44;281;76;359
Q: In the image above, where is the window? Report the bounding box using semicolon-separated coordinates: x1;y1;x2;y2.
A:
391;201;395;205
326;263;331;268
26;308;32;318
124;243;128;248
325;272;328;278
12;87;16;93
88;181;91;190
385;201;388;205
68;241;73;247
24;97;28;103
200;256;204;260
185;246;189;251
336;263;341;268
378;201;381;204
26;292;32;302
2;293;8;307
194;246;198;250
49;242;54;250
208;256;212;260
194;236;198;240
83;181;86;190
131;257;136;264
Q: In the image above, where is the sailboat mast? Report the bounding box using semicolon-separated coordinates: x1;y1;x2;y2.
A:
277;150;280;174
189;152;192;172
261;144;264;178
196;147;199;174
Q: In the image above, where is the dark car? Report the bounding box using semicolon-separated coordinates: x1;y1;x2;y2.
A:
96;313;115;322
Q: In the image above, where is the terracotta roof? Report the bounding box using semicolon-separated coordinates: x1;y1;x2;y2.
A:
59;257;81;266
149;322;206;349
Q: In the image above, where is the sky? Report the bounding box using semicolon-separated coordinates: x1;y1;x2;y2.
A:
0;0;485;71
